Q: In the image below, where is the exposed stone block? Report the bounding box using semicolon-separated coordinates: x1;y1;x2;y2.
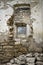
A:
26;53;32;57
7;63;12;65
27;63;35;65
10;59;15;64
26;57;35;63
36;61;43;65
37;57;43;62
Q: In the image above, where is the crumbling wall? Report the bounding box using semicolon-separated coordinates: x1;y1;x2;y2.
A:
0;0;43;63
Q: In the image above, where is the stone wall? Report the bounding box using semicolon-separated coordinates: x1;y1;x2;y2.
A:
0;0;43;63
31;0;43;43
0;14;15;63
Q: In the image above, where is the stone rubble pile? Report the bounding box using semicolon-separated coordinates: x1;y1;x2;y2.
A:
1;53;43;65
35;53;43;65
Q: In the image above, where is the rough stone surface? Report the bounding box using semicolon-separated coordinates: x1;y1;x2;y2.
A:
0;53;43;65
0;0;43;64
